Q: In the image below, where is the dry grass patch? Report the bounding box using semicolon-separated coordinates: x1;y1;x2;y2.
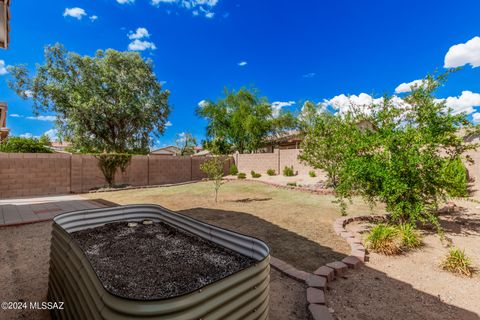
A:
441;247;475;277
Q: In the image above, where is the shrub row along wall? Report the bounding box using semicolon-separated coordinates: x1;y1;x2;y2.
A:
0;153;233;199
234;149;323;176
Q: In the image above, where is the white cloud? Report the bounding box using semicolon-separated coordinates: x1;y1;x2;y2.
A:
63;7;87;20
20;133;33;138
198;100;209;108
128;27;150;40
394;79;424;94
165;121;172;127
26;115;57;121
321;93;409;116
444;36;480;68
128;39;157;51
238;61;247;66
0;60;8;75
9;114;22;118
117;0;135;4
271;101;295;117
302;72;316;78
439;91;480;115
151;0;220;17
89;15;98;22
44;129;59;141
472;113;480;123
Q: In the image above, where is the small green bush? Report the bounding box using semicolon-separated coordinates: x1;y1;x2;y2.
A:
287;182;297;187
251;170;261;178
308;170;317;177
267;169;276;176
442;157;468;197
366;224;401;255
229;164;238;175
441;247;474;277
0;137;53;153
283;166;295;177
397;223;421;249
237;172;246;179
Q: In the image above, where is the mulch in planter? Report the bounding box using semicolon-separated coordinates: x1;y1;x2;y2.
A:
71;221;256;300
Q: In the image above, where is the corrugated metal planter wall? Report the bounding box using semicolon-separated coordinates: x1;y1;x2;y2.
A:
48;205;270;320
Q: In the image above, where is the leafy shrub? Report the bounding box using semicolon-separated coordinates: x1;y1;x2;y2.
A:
397;223;422;249
267;169;276;176
287;182;297;187
308;170;317;177
283;166;295;177
441;157;468;197
366;224;401;255
237;172;247;179
229;164;238;175
0;137;53;153
441;248;474;277
251;170;261;178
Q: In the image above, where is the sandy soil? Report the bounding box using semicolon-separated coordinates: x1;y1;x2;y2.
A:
327;200;480;320
0;221;309;320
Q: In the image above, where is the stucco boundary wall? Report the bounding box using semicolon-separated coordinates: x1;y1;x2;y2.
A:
0;153;233;199
234;149;320;176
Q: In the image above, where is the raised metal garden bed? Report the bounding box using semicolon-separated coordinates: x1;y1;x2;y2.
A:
48;204;270;320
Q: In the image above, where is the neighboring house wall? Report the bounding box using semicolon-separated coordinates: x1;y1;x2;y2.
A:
0;153;233;198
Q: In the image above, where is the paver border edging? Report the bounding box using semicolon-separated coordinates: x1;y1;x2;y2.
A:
269;215;387;319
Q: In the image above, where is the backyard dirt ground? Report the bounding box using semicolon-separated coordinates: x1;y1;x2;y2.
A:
0;221;309;320
85;180;384;271
327;199;480;320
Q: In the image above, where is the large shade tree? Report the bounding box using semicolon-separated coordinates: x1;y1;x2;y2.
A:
197;88;297;154
8;43;170;154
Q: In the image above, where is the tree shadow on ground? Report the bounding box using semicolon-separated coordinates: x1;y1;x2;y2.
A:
179;207;479;320
434;204;480;236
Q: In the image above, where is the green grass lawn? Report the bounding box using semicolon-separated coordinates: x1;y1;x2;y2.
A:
85;180;384;271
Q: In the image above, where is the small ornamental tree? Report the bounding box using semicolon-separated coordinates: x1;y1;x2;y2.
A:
301;72;477;228
176;132;197;156
96;153;132;187
200;157;226;202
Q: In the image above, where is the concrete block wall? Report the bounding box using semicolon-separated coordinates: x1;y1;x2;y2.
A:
235;149;324;176
0;153;232;198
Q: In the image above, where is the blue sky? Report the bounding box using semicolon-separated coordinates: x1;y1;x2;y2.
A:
1;0;480;147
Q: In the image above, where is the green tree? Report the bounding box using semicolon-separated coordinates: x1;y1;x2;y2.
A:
200;157;226;202
197;88;297;153
176;132;197;156
8;43;170;154
302;72;476;228
38;134;52;146
299;101;350;186
0;137;53;153
8;43;170;186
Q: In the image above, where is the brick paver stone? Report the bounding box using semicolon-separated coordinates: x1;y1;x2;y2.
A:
325;261;348;275
307;287;325;305
313;266;335;282
308;304;334;320
342;256;362;269
306;274;327;289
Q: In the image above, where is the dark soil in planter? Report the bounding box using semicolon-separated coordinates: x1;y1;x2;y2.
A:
71;221;256;300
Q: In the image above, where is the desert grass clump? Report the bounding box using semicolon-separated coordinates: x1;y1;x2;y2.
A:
441;248;474;277
308;170;317;177
397;223;422;249
366;224;402;255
